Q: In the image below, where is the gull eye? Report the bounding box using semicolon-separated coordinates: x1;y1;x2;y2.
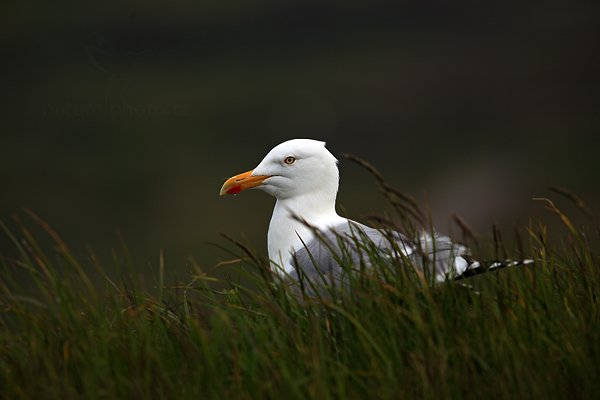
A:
284;156;296;165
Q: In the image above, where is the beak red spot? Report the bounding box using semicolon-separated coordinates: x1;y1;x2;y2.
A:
226;185;242;195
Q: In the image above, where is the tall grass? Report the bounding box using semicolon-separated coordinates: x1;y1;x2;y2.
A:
0;193;599;399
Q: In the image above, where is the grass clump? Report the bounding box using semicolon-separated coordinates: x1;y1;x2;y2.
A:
0;196;599;399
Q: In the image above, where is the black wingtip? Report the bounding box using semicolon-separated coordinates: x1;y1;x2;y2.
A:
455;259;535;281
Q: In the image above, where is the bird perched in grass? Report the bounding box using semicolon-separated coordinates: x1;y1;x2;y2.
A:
220;139;532;288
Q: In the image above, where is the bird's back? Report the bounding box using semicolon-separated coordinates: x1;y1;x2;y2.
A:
287;220;473;286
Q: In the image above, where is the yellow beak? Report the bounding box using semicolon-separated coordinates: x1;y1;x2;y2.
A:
219;169;270;196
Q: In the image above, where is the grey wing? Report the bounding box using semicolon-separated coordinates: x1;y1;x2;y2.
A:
288;220;410;283
289;220;472;285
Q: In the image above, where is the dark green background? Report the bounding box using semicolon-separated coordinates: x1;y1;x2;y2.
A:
2;1;598;277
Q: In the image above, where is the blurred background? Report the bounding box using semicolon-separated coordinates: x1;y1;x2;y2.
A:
2;1;599;279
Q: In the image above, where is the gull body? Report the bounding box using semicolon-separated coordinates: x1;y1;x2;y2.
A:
220;139;474;281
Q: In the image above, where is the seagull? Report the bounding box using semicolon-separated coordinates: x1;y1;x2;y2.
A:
220;139;530;287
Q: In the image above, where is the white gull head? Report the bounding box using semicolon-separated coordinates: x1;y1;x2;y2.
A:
220;139;347;273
